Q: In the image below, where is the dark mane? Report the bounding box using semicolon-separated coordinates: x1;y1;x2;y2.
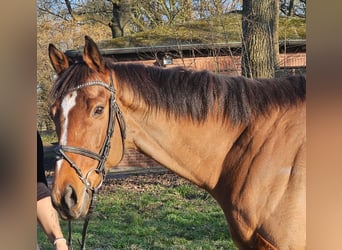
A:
50;60;306;124
49;62;97;102
110;62;306;124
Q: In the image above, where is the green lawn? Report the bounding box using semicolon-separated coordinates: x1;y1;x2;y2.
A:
37;175;237;249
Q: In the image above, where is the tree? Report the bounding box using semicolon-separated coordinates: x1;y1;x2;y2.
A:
241;0;280;78
108;0;132;37
280;0;306;17
37;0;112;131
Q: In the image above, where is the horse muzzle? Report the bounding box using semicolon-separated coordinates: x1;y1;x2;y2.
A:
52;184;91;220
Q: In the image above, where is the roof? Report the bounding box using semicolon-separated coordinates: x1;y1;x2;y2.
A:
65;39;306;62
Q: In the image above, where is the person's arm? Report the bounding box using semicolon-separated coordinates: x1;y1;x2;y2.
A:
37;132;68;249
37;195;68;250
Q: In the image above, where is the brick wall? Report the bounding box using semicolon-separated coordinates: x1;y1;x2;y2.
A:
126;52;306;76
118;149;162;168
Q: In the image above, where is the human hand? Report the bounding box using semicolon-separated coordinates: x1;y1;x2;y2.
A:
53;238;68;250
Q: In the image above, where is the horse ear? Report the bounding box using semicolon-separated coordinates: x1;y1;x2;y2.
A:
48;44;70;75
83;36;105;73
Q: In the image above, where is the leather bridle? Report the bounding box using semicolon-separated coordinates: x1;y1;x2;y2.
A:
54;73;126;249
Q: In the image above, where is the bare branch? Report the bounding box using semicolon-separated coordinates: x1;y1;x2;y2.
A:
38;7;69;21
64;0;76;20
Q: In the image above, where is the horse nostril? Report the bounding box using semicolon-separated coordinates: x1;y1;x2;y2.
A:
62;185;78;210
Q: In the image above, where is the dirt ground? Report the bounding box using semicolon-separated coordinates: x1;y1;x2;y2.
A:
46;164;189;192
102;172;190;194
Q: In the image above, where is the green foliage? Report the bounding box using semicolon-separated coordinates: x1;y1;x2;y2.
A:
279;16;306;40
100;14;242;48
100;14;305;48
37;183;237;249
39;130;58;144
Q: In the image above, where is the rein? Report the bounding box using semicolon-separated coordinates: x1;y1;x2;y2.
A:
55;74;126;249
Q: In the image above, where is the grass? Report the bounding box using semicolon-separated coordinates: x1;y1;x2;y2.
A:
37;181;237;249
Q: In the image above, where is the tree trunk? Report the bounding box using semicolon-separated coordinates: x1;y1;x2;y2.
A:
109;0;132;38
241;0;279;78
109;2;124;38
288;0;295;16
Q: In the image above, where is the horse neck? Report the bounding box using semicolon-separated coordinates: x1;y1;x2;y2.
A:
123;108;246;190
214;103;306;207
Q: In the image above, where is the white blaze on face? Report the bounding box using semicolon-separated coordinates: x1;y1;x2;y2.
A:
56;91;78;173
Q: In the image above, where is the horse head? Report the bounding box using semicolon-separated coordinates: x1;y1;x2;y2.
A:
48;36;125;219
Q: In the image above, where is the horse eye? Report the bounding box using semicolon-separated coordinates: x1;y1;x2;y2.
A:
94;106;104;116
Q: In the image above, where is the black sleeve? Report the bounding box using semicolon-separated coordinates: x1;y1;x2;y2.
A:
37;131;48;187
37;182;51;201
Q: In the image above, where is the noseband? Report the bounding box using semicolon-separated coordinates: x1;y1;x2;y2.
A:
54;73;126;249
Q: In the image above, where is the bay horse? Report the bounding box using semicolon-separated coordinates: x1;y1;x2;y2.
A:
48;36;306;249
